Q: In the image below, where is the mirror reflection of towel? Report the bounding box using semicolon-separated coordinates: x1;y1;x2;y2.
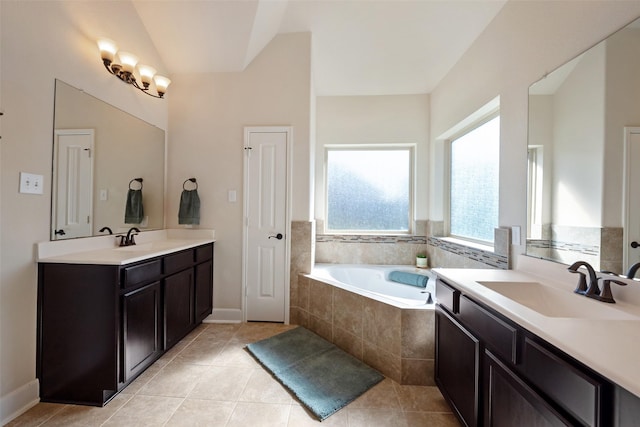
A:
179;189;200;225
124;189;144;224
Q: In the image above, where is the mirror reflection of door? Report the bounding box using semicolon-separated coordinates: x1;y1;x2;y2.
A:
52;129;94;239
624;127;640;270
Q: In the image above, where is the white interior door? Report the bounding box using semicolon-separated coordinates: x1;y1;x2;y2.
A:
243;127;290;322
52;129;94;239
624;127;640;270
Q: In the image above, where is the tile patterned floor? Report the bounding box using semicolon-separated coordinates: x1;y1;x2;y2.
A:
7;323;460;427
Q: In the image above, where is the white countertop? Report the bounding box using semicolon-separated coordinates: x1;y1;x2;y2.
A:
37;229;215;265
433;265;640;399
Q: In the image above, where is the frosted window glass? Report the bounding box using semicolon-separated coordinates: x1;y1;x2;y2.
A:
450;116;500;243
327;149;411;232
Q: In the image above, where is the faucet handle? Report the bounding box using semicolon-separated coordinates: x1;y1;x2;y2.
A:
594;278;627;303
569;270;588;294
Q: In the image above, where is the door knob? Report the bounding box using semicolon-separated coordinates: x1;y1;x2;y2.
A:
632;241;639;249
54;229;66;236
268;233;283;240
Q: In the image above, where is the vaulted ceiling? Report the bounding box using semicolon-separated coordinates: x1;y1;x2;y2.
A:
130;0;506;96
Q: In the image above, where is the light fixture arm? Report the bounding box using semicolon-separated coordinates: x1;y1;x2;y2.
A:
102;59;165;98
97;38;169;99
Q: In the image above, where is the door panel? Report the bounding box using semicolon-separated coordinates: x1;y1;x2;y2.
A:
53;129;94;239
244;128;289;322
625;128;640;270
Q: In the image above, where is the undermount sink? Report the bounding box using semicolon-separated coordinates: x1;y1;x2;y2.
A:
115;240;188;253
116;243;155;252
476;281;639;320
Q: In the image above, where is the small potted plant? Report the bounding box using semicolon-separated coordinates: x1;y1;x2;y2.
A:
416;253;428;268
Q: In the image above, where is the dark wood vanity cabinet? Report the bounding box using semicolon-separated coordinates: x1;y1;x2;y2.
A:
434;278;619;427
435;307;481;427
122;280;162;383
164;269;195;349
37;243;214;406
195;260;213;323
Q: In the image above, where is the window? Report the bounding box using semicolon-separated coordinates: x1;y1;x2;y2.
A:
326;147;413;233
449;115;500;244
527;146;544;240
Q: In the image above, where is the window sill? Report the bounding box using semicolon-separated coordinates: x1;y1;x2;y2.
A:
437;237;495;253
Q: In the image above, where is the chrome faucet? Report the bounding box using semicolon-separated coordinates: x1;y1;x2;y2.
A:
119;227;140;247
567;261;599;296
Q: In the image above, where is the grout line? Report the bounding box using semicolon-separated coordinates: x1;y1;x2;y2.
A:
99;392;135;426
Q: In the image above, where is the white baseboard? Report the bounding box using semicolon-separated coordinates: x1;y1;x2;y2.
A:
204;308;243;323
1;379;39;425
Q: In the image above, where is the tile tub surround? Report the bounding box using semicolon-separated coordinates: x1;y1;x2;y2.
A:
7;322;459;427
289;220;315;322
426;221;511;269
528;225;624;274
314;220;429;266
292;274;435;386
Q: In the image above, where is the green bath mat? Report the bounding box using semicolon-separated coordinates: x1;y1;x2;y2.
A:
245;326;384;421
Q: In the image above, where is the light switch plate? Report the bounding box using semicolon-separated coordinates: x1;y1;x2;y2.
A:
228;190;237;203
512;226;521;245
19;172;44;194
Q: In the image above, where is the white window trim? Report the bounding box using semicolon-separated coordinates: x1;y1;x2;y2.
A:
527;146;544;240
323;144;416;235
443;98;500;246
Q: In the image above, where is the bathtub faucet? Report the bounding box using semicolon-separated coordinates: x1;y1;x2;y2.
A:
425;292;433;305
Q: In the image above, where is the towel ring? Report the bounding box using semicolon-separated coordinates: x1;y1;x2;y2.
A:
183;178;198;190
129;178;143;190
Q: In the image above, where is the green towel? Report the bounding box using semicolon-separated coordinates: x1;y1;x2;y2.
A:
179;189;200;225
389;271;429;288
124;189;144;224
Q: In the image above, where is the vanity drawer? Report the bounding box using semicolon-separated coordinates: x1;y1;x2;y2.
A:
521;337;605;426
459;295;519;364
123;259;162;289
164;249;194;275
436;279;459;314
195;244;213;263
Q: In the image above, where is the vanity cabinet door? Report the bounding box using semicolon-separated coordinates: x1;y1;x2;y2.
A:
484;350;572;427
164;268;195;349
122;281;162;383
435;307;481;427
194;259;213;323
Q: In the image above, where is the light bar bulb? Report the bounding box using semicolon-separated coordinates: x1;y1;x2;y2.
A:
117;51;139;74
97;37;118;63
138;64;157;86
154;75;171;96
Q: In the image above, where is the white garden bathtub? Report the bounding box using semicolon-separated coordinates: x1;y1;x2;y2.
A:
309;263;435;308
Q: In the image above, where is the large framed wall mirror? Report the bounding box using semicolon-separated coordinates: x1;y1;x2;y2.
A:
526;17;640;274
51;79;165;240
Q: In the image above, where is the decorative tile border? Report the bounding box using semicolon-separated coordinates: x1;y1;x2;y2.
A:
526;239;599;257
316;234;428;244
429;237;508;269
550;241;599;256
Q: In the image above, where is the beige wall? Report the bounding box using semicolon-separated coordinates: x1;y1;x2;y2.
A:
429;1;640;256
552;43;606;227
604;26;640;227
315;95;430;225
166;33;313;316
0;1;168;422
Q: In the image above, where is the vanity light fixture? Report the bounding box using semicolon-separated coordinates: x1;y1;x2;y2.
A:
97;37;171;98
